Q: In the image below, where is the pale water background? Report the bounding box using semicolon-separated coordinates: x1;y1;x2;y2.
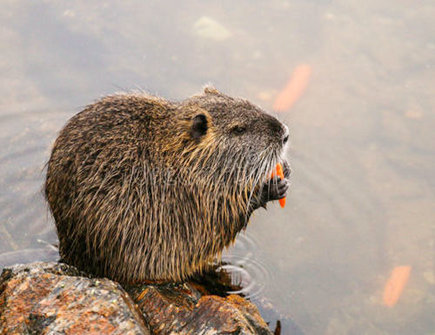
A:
1;1;434;334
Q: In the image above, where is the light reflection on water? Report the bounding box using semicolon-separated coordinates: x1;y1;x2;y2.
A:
1;1;434;334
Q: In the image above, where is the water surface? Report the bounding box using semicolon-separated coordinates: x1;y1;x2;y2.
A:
1;1;434;334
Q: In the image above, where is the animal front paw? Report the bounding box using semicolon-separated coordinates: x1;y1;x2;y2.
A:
262;176;289;203
250;161;291;210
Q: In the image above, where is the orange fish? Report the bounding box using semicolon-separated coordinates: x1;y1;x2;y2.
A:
273;64;311;112
383;265;412;307
271;163;286;208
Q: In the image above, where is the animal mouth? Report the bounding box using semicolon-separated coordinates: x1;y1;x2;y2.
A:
250;149;287;188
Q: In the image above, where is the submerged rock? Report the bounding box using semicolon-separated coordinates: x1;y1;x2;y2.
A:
0;262;273;334
193;16;232;41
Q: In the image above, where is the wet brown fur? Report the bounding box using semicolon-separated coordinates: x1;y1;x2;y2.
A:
45;87;289;284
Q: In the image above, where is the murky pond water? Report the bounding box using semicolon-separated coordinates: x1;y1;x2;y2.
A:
1;1;434;334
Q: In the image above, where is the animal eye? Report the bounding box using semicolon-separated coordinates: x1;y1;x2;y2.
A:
231;125;246;134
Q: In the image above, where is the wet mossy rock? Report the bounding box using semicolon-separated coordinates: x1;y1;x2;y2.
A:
0;262;273;334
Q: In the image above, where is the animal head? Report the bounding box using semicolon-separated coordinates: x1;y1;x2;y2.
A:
171;87;289;205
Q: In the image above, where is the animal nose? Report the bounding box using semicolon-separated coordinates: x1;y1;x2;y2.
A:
282;125;289;145
283;134;289;145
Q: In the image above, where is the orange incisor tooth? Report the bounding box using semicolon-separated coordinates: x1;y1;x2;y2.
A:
270;163;286;208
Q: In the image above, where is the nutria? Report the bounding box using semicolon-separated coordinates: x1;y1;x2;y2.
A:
45;87;290;284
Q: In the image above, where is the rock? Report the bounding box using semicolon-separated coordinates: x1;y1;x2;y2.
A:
129;283;273;334
0;262;273;334
0;262;150;335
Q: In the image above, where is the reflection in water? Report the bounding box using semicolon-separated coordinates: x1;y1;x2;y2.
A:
1;1;434;334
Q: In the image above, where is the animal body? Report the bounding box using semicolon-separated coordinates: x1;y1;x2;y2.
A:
45;87;289;284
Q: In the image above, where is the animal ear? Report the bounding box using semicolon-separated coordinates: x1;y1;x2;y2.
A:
204;86;220;95
190;114;208;139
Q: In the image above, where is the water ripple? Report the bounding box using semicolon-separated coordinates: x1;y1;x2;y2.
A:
220;233;273;300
